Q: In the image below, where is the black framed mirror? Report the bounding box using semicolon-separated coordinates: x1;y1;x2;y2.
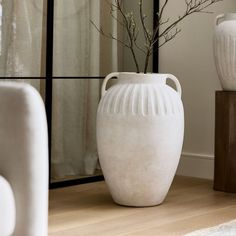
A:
45;0;159;188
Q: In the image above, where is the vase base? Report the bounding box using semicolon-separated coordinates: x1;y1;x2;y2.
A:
112;198;165;208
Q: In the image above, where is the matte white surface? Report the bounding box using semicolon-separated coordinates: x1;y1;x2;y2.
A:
0;82;48;236
0;176;15;236
97;73;184;207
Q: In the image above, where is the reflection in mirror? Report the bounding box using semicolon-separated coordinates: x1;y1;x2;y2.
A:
51;79;101;182
53;0;154;77
123;0;154;73
0;0;154;77
53;0;121;77
0;0;45;77
0;0;155;184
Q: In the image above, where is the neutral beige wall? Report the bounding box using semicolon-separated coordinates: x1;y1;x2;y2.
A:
159;0;236;178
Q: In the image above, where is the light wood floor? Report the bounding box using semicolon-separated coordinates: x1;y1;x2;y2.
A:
49;176;236;236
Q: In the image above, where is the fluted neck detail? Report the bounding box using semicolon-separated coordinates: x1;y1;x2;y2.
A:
98;82;183;117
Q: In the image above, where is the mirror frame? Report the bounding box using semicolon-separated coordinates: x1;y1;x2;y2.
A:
46;0;159;188
153;0;159;73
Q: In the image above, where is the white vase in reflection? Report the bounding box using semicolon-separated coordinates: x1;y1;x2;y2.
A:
214;13;236;90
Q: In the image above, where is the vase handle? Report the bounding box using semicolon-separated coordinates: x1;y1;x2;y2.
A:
101;72;119;97
215;14;225;26
166;74;182;98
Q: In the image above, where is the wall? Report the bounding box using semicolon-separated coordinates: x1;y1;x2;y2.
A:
158;0;236;179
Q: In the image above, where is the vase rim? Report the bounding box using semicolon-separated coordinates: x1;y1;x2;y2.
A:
115;72;170;84
118;72;166;75
223;13;236;20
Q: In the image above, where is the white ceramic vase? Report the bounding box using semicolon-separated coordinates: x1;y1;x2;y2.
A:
214;13;236;90
96;72;184;207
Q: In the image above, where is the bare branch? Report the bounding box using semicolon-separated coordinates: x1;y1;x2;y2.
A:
158;28;181;48
139;0;152;43
158;0;222;39
91;0;223;73
115;0;140;72
152;0;169;40
159;0;170;21
90;20;130;48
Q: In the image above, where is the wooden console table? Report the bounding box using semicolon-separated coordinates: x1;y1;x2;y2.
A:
214;91;236;192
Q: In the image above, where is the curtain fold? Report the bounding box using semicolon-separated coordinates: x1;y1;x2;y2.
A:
0;0;121;181
51;79;101;179
51;0;120;180
0;0;46;76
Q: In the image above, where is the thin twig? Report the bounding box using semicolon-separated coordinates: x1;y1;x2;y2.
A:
91;0;223;73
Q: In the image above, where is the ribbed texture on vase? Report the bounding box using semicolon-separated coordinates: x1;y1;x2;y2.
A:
214;35;236;81
98;84;183;116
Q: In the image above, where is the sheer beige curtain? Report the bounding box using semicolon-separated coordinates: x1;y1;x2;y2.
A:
53;0;100;76
51;79;100;179
51;0;120;180
0;0;120;180
53;0;120;77
0;0;46;76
